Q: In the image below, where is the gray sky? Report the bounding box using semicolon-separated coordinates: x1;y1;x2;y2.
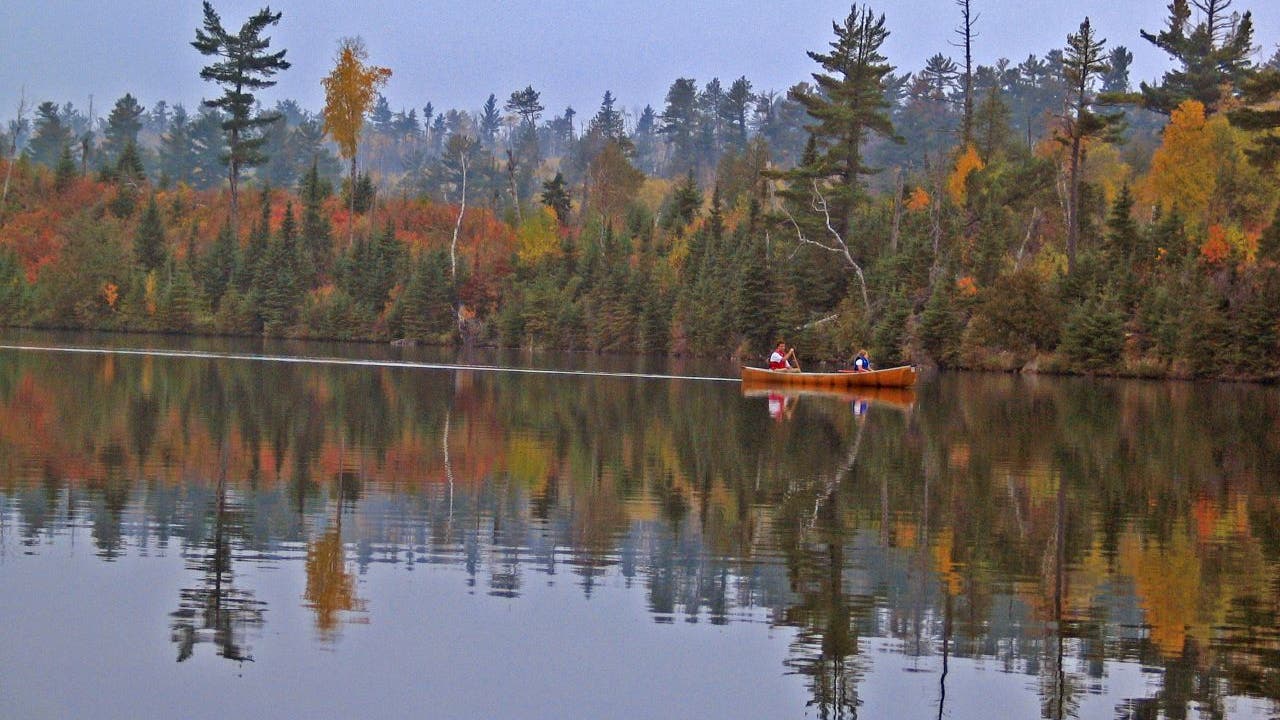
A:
1;1;1276;123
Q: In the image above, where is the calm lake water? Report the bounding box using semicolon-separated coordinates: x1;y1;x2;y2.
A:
2;333;1279;719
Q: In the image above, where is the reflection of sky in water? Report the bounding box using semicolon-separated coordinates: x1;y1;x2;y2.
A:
2;533;807;720
2;342;1280;719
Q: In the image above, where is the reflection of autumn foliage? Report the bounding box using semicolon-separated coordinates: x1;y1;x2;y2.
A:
304;526;366;640
1120;529;1205;657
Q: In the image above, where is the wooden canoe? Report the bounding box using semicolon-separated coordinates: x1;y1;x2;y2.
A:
740;365;918;388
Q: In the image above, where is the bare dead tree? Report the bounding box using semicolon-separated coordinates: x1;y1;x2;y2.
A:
1;87;28;224
953;0;979;146
771;178;871;316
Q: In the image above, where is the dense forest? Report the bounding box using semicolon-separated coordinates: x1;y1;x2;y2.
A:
0;0;1278;379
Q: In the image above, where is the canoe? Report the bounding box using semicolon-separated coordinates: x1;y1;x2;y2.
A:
740;365;918;388
741;384;916;410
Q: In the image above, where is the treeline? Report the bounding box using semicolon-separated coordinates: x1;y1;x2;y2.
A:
0;0;1279;379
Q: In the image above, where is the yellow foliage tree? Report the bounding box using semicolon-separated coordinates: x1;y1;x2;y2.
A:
1144;100;1215;223
516;207;561;267
321;37;391;241
946;145;985;205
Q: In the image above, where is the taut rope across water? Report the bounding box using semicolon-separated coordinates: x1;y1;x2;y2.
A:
0;344;740;383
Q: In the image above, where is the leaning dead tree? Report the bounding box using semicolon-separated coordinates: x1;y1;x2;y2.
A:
0;87;28;225
771;178;872;317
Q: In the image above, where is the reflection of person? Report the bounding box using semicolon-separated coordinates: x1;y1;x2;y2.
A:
769;341;799;371
767;392;796;421
852;399;869;417
850;349;871;373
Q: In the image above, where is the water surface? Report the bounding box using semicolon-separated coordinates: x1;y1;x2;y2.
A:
1;337;1278;719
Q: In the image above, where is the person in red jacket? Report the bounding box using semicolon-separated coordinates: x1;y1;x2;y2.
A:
769;341;798;371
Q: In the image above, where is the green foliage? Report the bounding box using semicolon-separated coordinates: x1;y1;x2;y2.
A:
301;288;376;341
198;223;238;311
1060;289;1125;371
870;290;911;367
540;172;571;225
397;250;455;341
338;221;401;312
341;171;375;214
969;267;1062;354
54;145;77;194
920;280;964;366
256;202;302;333
134;195;167;272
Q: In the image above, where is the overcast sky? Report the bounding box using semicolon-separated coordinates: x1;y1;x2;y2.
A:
1;1;1277;123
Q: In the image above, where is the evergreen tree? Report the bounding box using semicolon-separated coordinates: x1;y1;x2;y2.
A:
159;104;197;186
299;161;333;283
134;195;167;272
199;223;238;310
399;250;455;339
540;172;572;225
479;93;502;147
54;144;77;194
189;108;228;190
102;93;146;167
920;279;963;366
235;189;272;293
660;78;700;174
1062;17;1124;276
789;4;899;235
256;202;301;332
735;223;778;354
1138;0;1256;114
590;91;627;141
723;76;755;150
161;260;199;332
1060;288;1125;371
191;1;292;237
27;101;72;167
1228;68;1280;170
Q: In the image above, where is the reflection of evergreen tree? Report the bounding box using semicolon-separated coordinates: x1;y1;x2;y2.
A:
170;470;265;662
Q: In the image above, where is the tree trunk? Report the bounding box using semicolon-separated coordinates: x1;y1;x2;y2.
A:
451;153;468;335
228;125;240;241
1067;85;1085;276
349;154;357;247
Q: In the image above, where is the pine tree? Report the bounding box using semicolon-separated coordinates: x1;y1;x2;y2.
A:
1062;17;1124;276
191;1;291;237
735;223;778;354
256;202;301;332
400;250;455;340
28;102;72;167
299;162;332;284
789;4;899;235
134;195;167;272
1139;0;1256;114
161;260;199;332
199;223;238;311
920;279;963;366
1060;288;1125;371
102;93;146;167
54;144;77;194
540;172;572;225
479;94;502;147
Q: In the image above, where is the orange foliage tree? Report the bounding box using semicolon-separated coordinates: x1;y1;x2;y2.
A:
1144;100;1216;223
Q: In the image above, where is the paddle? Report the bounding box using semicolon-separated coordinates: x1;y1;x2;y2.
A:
787;348;802;372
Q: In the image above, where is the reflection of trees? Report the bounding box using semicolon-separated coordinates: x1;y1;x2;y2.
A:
304;492;366;640
5;350;1280;711
778;415;869;719
170;449;265;662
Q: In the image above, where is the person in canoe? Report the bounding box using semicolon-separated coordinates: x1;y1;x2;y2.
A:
849;348;872;373
769;341;800;372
